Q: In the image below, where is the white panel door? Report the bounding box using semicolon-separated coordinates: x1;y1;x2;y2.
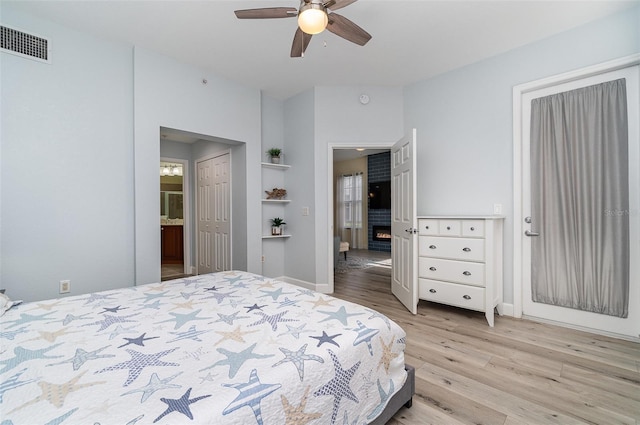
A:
212;153;231;272
197;159;213;274
521;65;640;338
391;129;418;314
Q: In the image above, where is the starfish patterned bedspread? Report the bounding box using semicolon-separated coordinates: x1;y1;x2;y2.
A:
0;270;407;424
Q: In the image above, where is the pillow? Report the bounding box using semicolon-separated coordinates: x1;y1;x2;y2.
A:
0;292;22;316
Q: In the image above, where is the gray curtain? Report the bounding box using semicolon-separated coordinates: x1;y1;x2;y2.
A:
530;78;629;318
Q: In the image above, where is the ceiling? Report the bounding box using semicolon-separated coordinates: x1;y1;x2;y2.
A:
6;0;637;101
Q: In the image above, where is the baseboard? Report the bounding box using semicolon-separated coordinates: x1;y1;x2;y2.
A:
276;275;317;291
500;302;514;317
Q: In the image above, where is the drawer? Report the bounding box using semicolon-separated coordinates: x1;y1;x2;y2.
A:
418;219;438;235
419;278;485;311
462;220;485;237
419;257;485;287
438;220;461;236
419;236;485;262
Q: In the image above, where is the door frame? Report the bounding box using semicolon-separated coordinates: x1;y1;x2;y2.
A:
194;149;233;275
160;156;191;276
512;53;640;320
326;141;394;294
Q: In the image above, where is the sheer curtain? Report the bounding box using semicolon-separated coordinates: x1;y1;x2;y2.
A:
530;78;629;318
336;172;364;249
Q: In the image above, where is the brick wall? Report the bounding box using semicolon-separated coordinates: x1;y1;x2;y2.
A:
368;152;391;252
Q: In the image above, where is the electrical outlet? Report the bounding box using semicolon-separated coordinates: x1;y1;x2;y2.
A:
493;203;503;215
59;280;71;294
302;207;310;216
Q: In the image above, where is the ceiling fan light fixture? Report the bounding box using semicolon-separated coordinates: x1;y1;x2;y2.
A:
298;3;328;35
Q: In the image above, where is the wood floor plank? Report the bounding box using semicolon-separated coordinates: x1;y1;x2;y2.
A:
333;250;640;425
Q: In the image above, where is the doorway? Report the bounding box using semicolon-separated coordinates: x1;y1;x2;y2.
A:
514;56;640;339
160;160;189;280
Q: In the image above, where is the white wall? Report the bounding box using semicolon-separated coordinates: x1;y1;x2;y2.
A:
133;48;262;285
313;86;404;288
1;8;135;301
404;5;640;304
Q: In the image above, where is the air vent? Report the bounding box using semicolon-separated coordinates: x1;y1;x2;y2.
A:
1;25;50;63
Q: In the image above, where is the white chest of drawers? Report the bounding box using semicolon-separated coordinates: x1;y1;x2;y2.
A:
417;216;504;326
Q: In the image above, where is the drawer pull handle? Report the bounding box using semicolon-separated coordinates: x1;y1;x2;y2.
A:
429;245;436;249
425;226;429;229
463;271;471;276
463;247;471;252
446;226;451;230
463;295;471;300
429;289;436;293
429;267;437;271
470;227;475;231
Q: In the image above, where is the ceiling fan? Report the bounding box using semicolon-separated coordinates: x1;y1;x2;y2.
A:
234;0;372;57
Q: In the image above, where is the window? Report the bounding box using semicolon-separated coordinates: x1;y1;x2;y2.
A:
339;173;363;229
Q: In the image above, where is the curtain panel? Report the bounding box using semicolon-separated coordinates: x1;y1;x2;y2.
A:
530;78;629;318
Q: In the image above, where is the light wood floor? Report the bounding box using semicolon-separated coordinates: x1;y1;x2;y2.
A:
333;250;640;425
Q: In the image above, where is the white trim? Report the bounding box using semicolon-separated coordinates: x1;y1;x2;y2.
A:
161;156;191;277
522;315;640;343
512;53;640;319
277;275;316;291
327;141;395;294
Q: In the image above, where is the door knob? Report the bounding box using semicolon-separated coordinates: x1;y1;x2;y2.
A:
525;230;540;237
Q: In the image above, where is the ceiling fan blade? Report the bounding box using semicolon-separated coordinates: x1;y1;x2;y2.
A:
291;27;313;57
325;0;358;11
234;7;297;19
326;12;371;46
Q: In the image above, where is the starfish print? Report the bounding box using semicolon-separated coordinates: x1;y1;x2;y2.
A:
377;336;400;374
272;344;324;381
58;312;92;326
8;371;105;413
249;310;298;332
102;305;128;313
146;283;169;292
258;287;294;302
245;303;266;312
156;309;212;330
0;368;36;403
82;313;140;331
167;325;212;343
96;348;179;386
3;311;56;329
102;324;138;340
222;275;245;285
0;343;63;373
306;296;336;309
309;331;341;348
82;292;116;305
365;308;392;330
202;290;239;304
351;320;380;356
199;372;215;384
28;327;80;343
202;342;274;378
135;290;170;303
223;369;281;424
121;372;182;403
281;386;322;424
313;350;361;424
278;297;300;309
366;379;395;421
169;299;202;311
177;290;198;299
296;288;317;298
225;297;245;308
139;299;164;310
214;325;259;347
278;323;313;339
29;300;63;311
47;346;114;371
214;311;250;326
118;332;159;348
204;285;219;292
257;281;276;289
318;305;363;326
0;326;28;340
153;388;211;423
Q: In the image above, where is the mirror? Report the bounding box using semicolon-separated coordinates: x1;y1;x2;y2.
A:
160;163;184;221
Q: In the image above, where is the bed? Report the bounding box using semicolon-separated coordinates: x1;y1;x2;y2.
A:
0;270;413;424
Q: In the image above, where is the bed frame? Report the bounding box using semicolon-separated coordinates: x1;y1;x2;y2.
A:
370;364;415;424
